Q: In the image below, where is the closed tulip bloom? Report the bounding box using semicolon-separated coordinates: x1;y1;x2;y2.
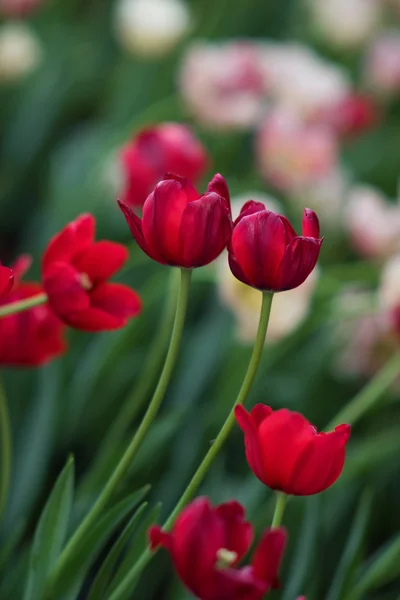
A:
149;497;286;600
0;264;13;298
119;173;232;268
235;404;351;496
228;202;322;292
42;214;141;332
120;123;208;207
0;256;66;366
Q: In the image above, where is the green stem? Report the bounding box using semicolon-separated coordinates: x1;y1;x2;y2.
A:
0;293;47;318
0;379;11;517
45;268;192;598
326;351;400;431
271;492;287;529
107;292;274;600
79;269;179;495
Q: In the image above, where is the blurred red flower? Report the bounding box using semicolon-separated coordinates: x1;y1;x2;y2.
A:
0;255;66;367
120;123;209;207
0;264;13;299
149;497;286;600
0;0;44;17
42;214;141;331
229;203;322;292
318;93;378;137
119;173;232;268
235;404;350;496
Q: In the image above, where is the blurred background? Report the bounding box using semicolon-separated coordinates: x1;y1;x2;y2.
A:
1;0;400;598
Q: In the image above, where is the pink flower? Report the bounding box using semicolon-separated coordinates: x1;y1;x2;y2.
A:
0;0;44;17
365;30;400;95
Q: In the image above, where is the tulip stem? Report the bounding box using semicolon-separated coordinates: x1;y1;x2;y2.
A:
44;267;192;599
0;379;11;518
106;292;274;600
326;351;400;431
0;292;48;318
271;492;287;529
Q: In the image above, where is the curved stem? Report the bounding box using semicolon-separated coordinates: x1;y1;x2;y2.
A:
0;379;11;517
79;269;179;495
326;351;400;431
0;293;47;318
107;292;274;600
45;268;192;598
271;492;287;529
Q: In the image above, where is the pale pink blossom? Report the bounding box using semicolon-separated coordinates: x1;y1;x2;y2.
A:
364;30;400;96
0;0;43;17
255;107;338;192
179;41;268;130
379;254;400;311
346;185;400;259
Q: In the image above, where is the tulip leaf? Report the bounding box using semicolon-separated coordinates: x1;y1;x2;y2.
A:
105;502;162;600
326;491;372;600
349;531;400;599
23;456;74;600
49;486;150;600
86;502;148;600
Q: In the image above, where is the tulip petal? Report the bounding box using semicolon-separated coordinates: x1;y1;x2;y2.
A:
43;262;90;317
216;501;254;562
207;173;231;211
118;200;166;263
73;242;129;283
0;266;14;299
235;405;268;484
63;308;125;331
148;526;173;551
233;200;266;226
251;528;287;589
231;210;288;290
302;208;320;238
212;566;266;600
90;283;142;320
278;237;323;291
42;214;95;270
142;178;194;264
10;254;32;282
179;193;232;267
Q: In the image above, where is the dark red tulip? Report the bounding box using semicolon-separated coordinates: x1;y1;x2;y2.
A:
42;214;141;332
149;497;286;600
120;123;209;207
119;173;232;268
0;265;14;299
235;404;350;496
228;203;322;292
0;256;66;367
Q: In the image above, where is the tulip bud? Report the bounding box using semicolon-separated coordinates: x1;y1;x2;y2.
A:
0;23;42;82
114;0;190;58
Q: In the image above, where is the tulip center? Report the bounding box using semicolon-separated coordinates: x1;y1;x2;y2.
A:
216;548;238;569
80;272;93;291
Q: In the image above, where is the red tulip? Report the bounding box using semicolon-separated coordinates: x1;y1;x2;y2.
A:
119;173;232;268
0;265;14;299
228;202;322;292
0;256;66;367
318;93;378;137
0;0;44;17
42;214;141;332
120;123;209;208
149;497;286;600
235;404;350;496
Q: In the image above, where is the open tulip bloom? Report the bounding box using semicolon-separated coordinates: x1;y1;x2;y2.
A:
228;202;323;292
235;404;351;496
149;497;286;600
118;172;232;268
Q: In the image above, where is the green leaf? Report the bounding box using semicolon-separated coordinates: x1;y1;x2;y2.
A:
23;456;74;600
326;491;372;600
50;486;150;600
282;496;320;600
350;532;400;599
106;503;161;600
87;502;148;600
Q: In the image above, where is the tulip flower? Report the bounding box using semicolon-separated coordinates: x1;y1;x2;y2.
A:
149;497;286;600
0;264;13;298
120;123;208;208
42;214;142;331
235;404;351;496
119;173;232;268
0;256;66;366
228;202;322;292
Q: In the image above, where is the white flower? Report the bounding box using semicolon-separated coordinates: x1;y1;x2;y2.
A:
379;254;400;310
0;22;42;82
114;0;190;58
346;185;400;258
310;0;381;50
